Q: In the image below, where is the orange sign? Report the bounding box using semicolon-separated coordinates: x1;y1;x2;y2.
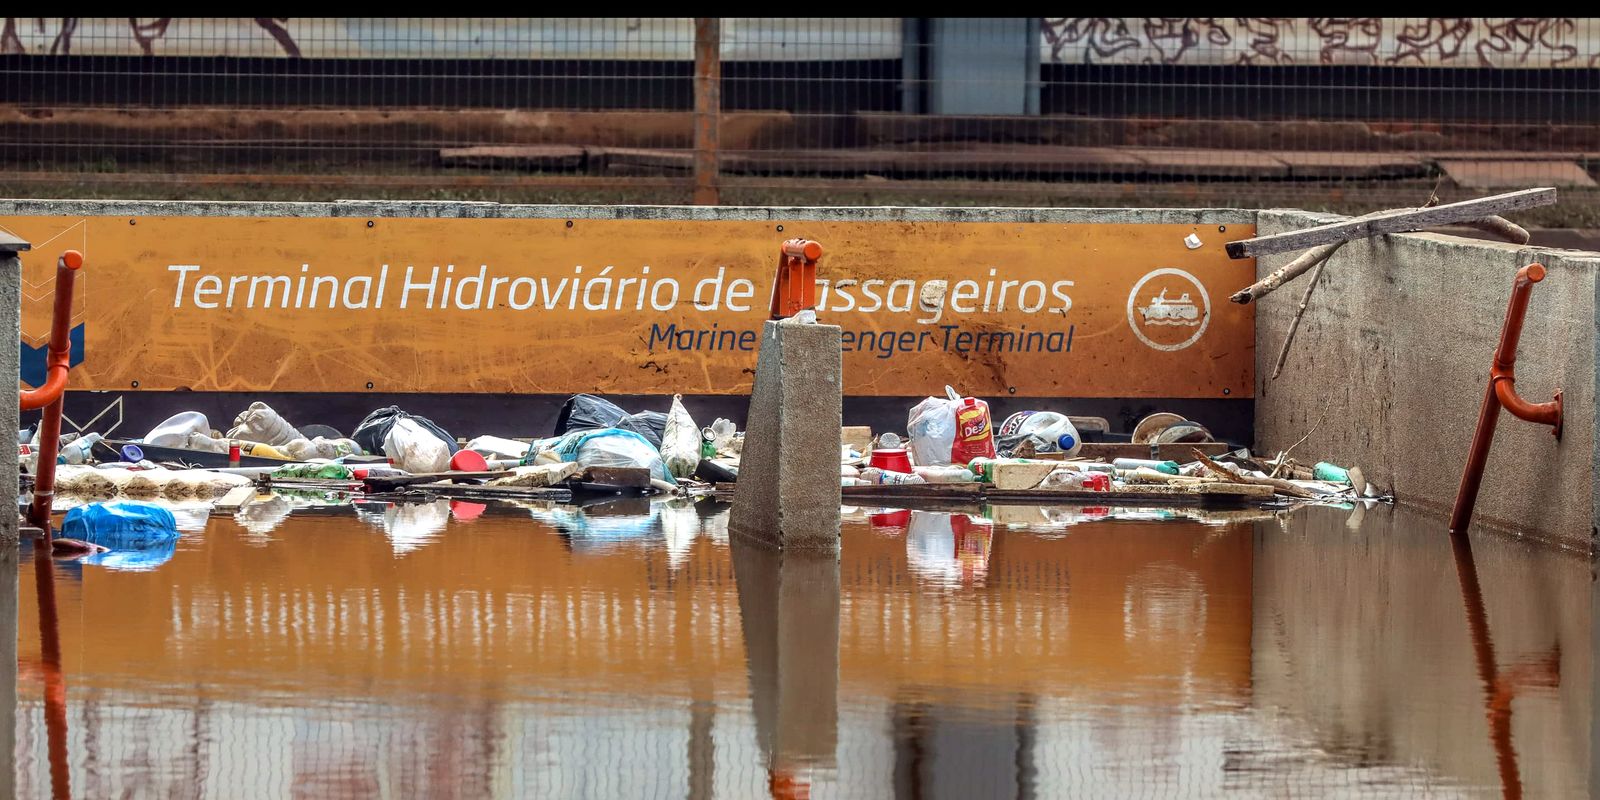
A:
3;216;1255;398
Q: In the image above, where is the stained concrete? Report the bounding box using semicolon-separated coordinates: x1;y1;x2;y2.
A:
0;198;1251;225
0;234;22;799
730;319;843;550
1253;209;1599;550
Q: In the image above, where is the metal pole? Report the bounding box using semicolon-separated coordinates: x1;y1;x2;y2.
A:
692;18;722;206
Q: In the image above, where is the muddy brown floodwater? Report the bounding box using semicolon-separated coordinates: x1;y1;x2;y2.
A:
9;497;1593;798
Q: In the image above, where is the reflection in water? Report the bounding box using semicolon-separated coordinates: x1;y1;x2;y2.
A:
31;537;70;800
905;511;993;588
10;500;1593;797
1449;531;1561;800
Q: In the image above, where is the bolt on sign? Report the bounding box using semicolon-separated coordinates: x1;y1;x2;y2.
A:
3;216;1255;398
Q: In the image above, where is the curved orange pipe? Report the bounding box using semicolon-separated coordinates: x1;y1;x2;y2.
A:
1449;263;1562;534
19;250;83;411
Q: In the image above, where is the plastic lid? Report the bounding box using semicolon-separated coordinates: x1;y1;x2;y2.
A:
1057;433;1076;450
120;444;144;462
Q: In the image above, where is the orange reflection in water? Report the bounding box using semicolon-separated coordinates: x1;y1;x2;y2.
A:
11;500;1578;798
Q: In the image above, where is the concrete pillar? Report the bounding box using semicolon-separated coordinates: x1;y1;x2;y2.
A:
729;319;842;550
0;232;25;799
732;541;839;778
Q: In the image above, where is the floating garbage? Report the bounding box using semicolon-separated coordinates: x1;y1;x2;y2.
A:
62;500;179;550
553;394;669;449
228;402;303;447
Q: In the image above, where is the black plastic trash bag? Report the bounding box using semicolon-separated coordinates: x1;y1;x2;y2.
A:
352;406;458;457
553;394;667;449
554;394;628;435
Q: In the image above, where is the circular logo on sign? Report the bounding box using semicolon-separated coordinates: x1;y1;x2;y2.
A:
1127;268;1210;352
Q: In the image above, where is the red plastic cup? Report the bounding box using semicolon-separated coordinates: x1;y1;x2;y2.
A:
450;449;489;472
869;448;912;473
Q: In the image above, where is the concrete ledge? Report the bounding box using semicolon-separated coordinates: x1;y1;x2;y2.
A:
0;197;1252;226
1253;210;1598;550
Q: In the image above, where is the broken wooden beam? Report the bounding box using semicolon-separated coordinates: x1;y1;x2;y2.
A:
1224;187;1556;259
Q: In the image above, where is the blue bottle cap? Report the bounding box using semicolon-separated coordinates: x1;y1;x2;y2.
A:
1057;433;1076;451
120;444;144;462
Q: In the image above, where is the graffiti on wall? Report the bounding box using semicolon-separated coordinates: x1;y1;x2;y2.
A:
1043;18;1600;67
0;18;898;61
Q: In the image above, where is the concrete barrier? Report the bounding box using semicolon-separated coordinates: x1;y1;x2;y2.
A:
0;231;22;798
1253;210;1599;550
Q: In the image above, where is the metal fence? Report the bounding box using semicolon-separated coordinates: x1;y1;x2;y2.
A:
2;18;1599;219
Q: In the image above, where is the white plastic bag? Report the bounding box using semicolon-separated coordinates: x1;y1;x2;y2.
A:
536;428;671;482
227;402;302;446
661;394;701;479
285;436;364;461
907;392;959;467
144;411;212;448
384;417;451;474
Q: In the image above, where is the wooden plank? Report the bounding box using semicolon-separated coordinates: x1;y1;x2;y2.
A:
583;466;652;488
381;483;573;502
1063;442;1232;461
438;145;586;170
212;485;258;512
362;471;509;492
1224;187;1557;259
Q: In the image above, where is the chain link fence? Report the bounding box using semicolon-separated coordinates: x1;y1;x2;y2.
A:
2;18;1598;222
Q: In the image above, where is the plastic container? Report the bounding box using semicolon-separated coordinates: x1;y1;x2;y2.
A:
1313;462;1352;484
1112;458;1180;475
869;448;913;473
859;467;926;485
449;449;489;472
59;432;103;465
950;392;996;464
144;411;212;448
234;441;291;460
995;411;1082;458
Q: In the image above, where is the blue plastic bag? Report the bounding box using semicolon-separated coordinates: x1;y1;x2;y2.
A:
539;428;673;484
62;501;180;551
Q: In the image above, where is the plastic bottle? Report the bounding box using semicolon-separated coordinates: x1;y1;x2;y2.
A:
995;411;1082;457
1112;458;1180;475
913;465;977;483
234;441;291;460
950;390;996;464
859;467;927;485
59;432;103;465
966;456;1061;484
1313;462;1352;484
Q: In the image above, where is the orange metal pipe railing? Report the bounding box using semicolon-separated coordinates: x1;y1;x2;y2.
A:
22;250;84;530
1448;263;1562;534
769;239;822;320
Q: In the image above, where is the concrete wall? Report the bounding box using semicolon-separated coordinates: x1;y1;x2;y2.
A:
0;238;21;799
1254;210;1599;550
